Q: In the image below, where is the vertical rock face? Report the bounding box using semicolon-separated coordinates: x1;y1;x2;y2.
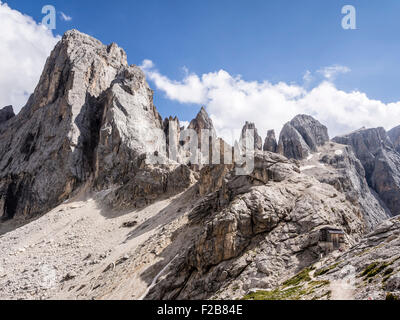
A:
290;114;329;150
263;129;277;152
240;122;263;151
0;30;164;220
307;143;391;229
0;106;15;126
277;123;311;160
278;114;329;160
187;107;216;145
163;116;182;160
333;127;400;216
185;107;218;166
94;65;164;187
388;125;400;153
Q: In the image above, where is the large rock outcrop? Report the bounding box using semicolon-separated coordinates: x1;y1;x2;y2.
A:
240;122;263;151
278;115;329;160
144;153;365;300
299;142;390;229
187;107;216;146
388;125;400;153
263;129;277;153
0;30;167;220
0;105;15;126
306;216;400;300
333;128;400;216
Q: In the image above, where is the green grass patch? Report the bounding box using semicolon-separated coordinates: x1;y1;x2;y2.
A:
314;263;340;277
361;261;391;279
386;293;400;301
282;268;312;287
242;286;309;301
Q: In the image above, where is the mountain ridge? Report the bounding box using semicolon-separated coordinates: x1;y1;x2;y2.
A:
1;29;400;300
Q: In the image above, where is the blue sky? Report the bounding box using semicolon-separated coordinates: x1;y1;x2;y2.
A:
2;0;400;138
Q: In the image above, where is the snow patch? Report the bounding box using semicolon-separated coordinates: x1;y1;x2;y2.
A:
335;150;343;156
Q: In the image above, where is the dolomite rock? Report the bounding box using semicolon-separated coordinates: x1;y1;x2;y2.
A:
0;30;166;220
300;142;390;229
1;29;398;302
185;107;219;167
0;30;129;220
93;65;165;188
278;123;311;160
144;152;365;300
187;107;216;147
103;163;197;209
263;129;277;152
240;122;263;151
0;105;14;126
333;127;400;216
278;115;329;160
309;216;400;300
388;125;400;154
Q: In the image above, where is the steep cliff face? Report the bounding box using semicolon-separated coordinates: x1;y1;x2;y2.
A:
0;105;15;126
299;142;391;229
0;30;164;220
240;122;263;151
143;153;365;300
388;125;400;154
274;115;388;229
278;114;329;160
263;129;277;153
93;65;165;188
333;128;400;216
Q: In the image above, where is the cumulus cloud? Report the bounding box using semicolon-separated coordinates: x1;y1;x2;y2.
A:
59;12;72;22
0;1;60;112
317;65;351;81
180;121;190;129
142;60;400;143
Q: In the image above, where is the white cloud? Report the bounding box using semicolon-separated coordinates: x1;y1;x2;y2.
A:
142;61;400;143
0;2;60;112
303;70;313;85
317;65;351;81
59;12;72;22
180;121;190;129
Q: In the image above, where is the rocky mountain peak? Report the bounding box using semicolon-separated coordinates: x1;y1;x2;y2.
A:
240;121;263;151
0;105;15;125
333;127;400;216
388;125;400;153
289;114;329;150
189;107;215;133
0;30;162;220
263;129;277;152
278;114;329;160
